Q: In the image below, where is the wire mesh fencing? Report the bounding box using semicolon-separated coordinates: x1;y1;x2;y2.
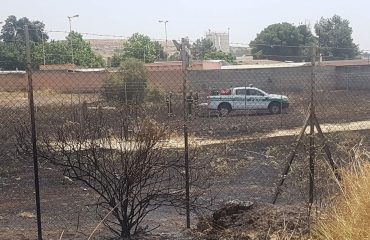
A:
2;33;370;239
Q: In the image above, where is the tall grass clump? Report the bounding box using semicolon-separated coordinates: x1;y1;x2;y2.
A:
315;148;370;240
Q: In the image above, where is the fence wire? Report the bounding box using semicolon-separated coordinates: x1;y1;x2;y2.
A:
1;36;370;239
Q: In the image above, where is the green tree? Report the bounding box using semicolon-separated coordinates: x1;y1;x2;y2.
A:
103;58;147;102
191;38;216;60
204;51;236;64
0;15;50;70
31;32;105;68
168;52;181;61
250;23;316;61
315;15;359;60
0;42;46;71
2;31;104;69
111;33;166;66
0;15;49;43
65;32;104;67
153;41;167;60
32;40;70;66
0;42;25;70
111;53;122;68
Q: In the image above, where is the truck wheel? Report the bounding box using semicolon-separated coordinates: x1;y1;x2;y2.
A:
268;102;281;114
218;103;231;117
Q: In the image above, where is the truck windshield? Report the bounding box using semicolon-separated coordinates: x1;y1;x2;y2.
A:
235;89;247;95
248;89;266;96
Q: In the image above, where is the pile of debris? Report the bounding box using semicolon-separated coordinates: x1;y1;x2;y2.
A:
196;200;310;240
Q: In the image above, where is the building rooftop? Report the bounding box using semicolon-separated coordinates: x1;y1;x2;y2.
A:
221;62;308;70
73;68;107;72
319;59;370;67
0;70;26;74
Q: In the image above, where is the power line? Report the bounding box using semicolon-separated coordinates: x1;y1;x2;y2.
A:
46;30;171;42
1;27;364;51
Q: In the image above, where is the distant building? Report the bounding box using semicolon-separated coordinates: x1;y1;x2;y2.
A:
86;39;125;62
86;39;178;63
205;31;230;53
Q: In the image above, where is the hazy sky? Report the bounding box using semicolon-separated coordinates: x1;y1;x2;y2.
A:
1;0;369;49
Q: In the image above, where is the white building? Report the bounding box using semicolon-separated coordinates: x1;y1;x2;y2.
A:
205;31;230;53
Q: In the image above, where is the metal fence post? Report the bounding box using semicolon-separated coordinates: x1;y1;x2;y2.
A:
25;24;43;240
309;45;316;210
181;38;191;228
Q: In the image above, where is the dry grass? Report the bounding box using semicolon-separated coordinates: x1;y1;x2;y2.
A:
314;147;370;240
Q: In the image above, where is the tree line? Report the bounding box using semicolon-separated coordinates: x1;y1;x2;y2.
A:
250;15;359;61
0;15;237;70
0;14;361;71
0;16;104;70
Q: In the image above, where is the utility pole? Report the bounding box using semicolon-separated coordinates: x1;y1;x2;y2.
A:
67;14;79;66
25;24;43;240
159;20;169;60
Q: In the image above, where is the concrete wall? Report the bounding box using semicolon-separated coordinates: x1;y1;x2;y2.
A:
146;70;183;93
335;65;370;90
32;71;108;92
0;73;27;91
188;66;337;93
1;65;369;95
0;70;183;93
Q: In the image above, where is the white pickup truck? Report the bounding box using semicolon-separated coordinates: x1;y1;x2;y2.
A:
200;87;289;116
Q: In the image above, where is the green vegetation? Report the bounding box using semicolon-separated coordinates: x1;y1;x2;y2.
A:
250;22;315;61
315;15;359;60
190;38;216;60
103;58;147;103
250;15;359;61
0;15;104;70
190;38;236;64
204;51;236;64
145;87;164;103
111;33;166;66
0;15;48;43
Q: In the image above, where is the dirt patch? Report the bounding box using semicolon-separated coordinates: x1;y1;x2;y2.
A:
195;201;309;240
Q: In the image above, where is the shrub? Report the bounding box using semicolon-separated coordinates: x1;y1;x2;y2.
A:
103;58;147;103
145;87;164;103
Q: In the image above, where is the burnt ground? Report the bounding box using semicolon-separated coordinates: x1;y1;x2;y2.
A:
0;135;306;240
1;90;370;239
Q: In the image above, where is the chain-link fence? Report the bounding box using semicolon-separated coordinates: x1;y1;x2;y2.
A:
2;29;370;239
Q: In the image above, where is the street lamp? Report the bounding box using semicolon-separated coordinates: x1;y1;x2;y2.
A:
68;14;79;33
67;14;79;65
158;20;168;60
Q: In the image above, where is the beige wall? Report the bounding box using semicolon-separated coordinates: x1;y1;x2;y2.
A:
1;65;369;95
0;73;27;91
0;69;183;93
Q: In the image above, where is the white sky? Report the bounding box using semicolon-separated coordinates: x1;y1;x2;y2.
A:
1;0;369;49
